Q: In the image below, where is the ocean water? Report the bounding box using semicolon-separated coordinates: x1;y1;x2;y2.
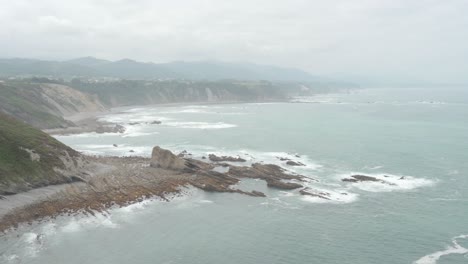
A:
1;87;468;264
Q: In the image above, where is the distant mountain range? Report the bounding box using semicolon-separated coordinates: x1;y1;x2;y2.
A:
0;57;323;82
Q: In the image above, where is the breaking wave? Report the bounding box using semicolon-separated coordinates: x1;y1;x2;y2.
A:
414;234;468;264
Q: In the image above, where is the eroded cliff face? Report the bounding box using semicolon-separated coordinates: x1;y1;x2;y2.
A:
1;79;345;129
39;83;106;116
70;80;289;107
0;81;106;129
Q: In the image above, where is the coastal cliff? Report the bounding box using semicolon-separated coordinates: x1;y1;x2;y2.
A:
0;78;347;129
69;79;289;107
0;112;88;195
0;81;105;129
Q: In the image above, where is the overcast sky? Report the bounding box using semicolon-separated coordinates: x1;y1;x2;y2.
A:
0;0;467;83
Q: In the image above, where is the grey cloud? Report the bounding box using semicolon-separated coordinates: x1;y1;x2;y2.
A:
0;0;467;84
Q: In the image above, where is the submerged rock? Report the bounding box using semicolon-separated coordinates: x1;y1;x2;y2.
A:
286;160;305;166
177;150;192;158
300;188;331;200
150;120;162;125
342;175;396;185
342;175;380;183
96;124;126;134
251;190;266;197
208;154;246;162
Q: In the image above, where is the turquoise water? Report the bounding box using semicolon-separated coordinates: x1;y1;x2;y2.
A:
1;87;468;263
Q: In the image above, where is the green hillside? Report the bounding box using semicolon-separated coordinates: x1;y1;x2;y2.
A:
0;112;81;195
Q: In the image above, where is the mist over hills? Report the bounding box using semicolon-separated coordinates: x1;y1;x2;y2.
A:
0;57;325;82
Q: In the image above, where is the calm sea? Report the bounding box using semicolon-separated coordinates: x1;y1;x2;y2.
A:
1;87;468;264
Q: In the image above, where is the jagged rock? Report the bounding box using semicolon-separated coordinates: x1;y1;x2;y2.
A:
0;190;17;195
150;120;162;125
202;156;206;159
128;122;140;125
267;181;303;190
150;146;187;170
177;150;192;158
286;160;305;166
227;163;305;190
342;174;396;185
96;124;126;134
114;124;126;133
300;188;331;200
342;175;380;183
95;126;107;134
113;144;118;147
70;175;87;183
251;190;266;197
208;154;246;162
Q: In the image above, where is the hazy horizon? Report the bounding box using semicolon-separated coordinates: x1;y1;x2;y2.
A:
1;0;467;84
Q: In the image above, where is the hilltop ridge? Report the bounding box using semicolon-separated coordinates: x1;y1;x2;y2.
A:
0;57;331;82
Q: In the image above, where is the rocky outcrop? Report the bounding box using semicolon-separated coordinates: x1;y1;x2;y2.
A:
342;175;395;186
277;157;305;166
150;147;305;193
0;147;309;232
95;124;125;134
150;146;187;170
286;160;305;166
227;163;304;190
208;154;246;162
300;188;331;200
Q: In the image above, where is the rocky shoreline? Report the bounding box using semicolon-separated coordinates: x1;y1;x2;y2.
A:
0;147;311;233
0;144;409;234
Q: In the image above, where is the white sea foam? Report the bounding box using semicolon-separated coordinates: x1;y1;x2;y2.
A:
98;113;172;124
259;197;299;210
340;172;435;192
200;149;322;172
198;200;214;204
61;214;119;233
364;165;384;170
300;187;359;204
73;144;152;157
10;232;46;259
414;234;468;264
158;108;212;114
411;101;447;105
279;191;297;197
163;121;237;129
115;198;157;214
1;254;19;263
56;132;117;139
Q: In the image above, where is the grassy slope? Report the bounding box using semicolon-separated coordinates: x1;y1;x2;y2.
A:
0;112;79;194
